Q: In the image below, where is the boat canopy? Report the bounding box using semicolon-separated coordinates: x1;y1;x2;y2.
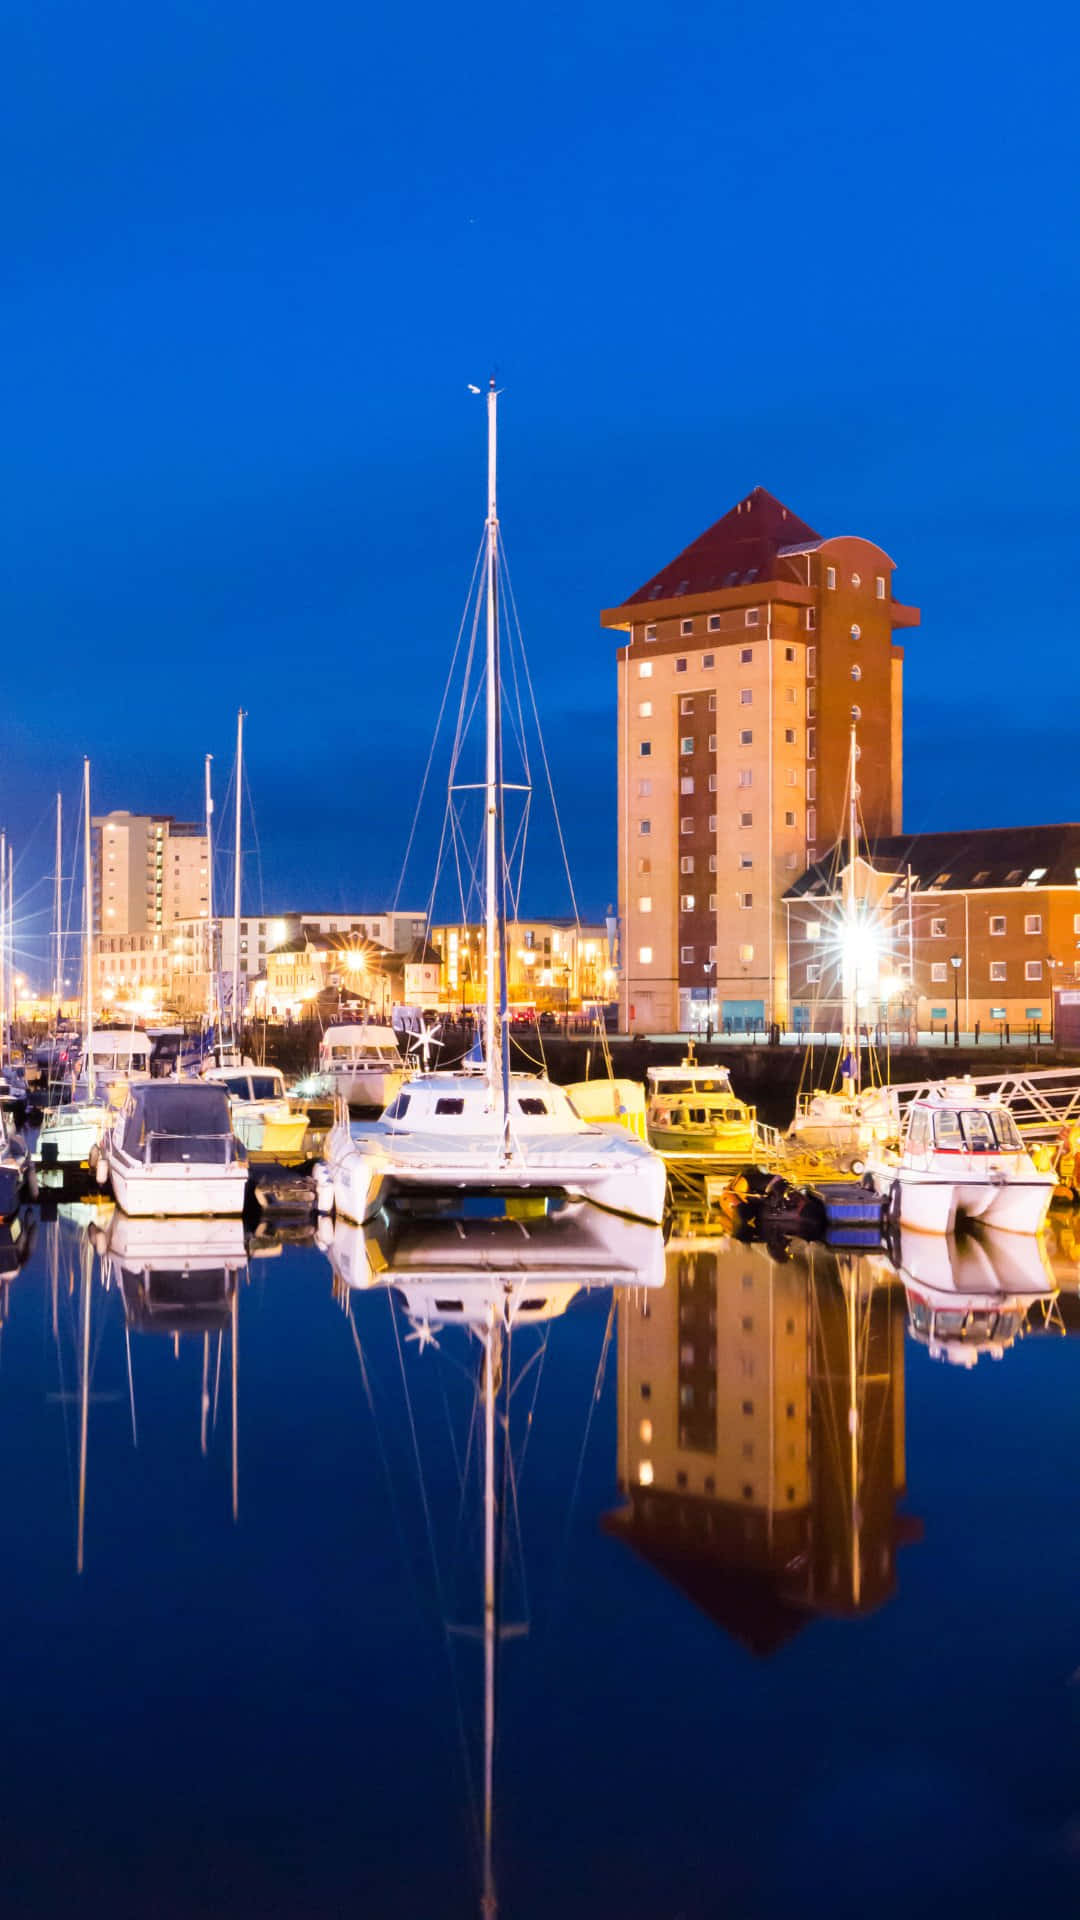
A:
320;1024;400;1059
120;1082;234;1160
87;1029;153;1065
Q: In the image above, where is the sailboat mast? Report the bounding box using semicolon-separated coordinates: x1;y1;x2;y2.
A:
204;754;216;1035
6;842;13;1048
232;709;245;1045
843;718;859;1097
0;829;6;1067
54;791;63;1020
82;760;94;1064
484;386;499;1101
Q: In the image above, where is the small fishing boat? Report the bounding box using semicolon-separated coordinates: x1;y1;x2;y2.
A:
868;1078;1055;1235
645;1053;758;1158
99;1081;248;1217
201;1064;311;1161
896;1224;1056;1365
315;1024;407;1111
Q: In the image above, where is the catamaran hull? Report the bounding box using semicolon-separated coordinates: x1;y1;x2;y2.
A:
324;1126;667;1228
884;1173;1054;1237
105;1158;249;1218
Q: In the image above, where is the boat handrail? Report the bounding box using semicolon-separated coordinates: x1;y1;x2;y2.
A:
890;1065;1080;1141
138;1129;244;1166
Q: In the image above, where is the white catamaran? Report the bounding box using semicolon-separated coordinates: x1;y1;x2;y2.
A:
322;385;666;1228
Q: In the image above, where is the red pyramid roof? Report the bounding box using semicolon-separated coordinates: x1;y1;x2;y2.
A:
623;486;820;607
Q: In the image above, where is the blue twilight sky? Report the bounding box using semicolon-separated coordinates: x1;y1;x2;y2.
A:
2;0;1078;975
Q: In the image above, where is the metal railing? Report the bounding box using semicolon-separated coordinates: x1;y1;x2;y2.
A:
887;1066;1080;1142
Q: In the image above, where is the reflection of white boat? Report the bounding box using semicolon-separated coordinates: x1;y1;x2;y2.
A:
104;1213;248;1332
316;1025;406;1110
327;1201;665;1301
896;1225;1056;1365
321;386;665;1232
869;1079;1054;1235
101;1082;248;1216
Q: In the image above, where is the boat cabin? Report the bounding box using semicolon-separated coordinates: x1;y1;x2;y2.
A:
903;1090;1025;1159
204;1067;290;1104
116;1083;243;1167
319;1024;402;1069
83;1029;153;1080
382;1072;588;1134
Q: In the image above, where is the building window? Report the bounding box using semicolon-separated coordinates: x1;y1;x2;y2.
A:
680;855;694;874
784;728;796;744
710;854;719;872
637;660;653;678
708;615;721;632
739;893;753;910
739;811;752;827
708;773;718;792
708;733;717;751
739;647;753;664
826;565;836;589
784;810;796;827
990;960;1006;982
680;894;695;911
1025;913;1043;934
785;685;797;704
638;700;652;717
851;663;862;682
637;858;651;873
784;645;796;662
876;575;886;599
680;776;695;794
680;619;693;636
785;768;798;787
680;946;694;964
805;608;816;631
1074;914;1080;936
680;817;694;834
636;778;652;798
638;946;653;964
639;740;651;757
806;645;816;677
1026;960;1043;982
739;943;754;963
931;917;946;937
737;769;752;788
702;652;715;668
807;686;817;716
709;893;718;911
745;609;760;627
675;658;688;675
807;964;821;983
806;808;816;840
708;693;716;711
644;623;656;641
990;915;1006;935
740;688;752;706
639;820;651;836
806;729;816;759
739;854;753;869
785;851;799;869
681;736;694;754
931;963;948;983
850;623;861;641
639;896;652;913
739;729;753;745
680;695;694;714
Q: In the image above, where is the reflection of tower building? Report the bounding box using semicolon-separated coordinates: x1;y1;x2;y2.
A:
606;1239;913;1653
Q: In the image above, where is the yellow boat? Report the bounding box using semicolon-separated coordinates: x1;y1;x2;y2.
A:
645;1055;758;1159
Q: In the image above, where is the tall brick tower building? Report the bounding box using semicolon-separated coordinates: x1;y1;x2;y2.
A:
602;487;919;1032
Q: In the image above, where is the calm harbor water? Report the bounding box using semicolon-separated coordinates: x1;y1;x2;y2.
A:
2;1202;1080;1918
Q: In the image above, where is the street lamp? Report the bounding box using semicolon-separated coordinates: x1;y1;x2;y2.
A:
1047;955;1059;1045
703;960;715;1042
949;951;962;1048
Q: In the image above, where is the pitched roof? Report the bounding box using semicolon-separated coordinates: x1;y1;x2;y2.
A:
621;486;821;608
785;823;1080;898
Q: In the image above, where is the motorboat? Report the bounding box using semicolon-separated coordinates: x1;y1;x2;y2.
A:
0;1115;34;1217
315;1024;407;1110
645;1054;759;1158
78;1027;154;1099
868;1078;1055;1235
896;1224;1056;1365
787;1084;899;1165
321;384;666;1230
34;1097;115;1189
99;1081;248;1217
201;1064;311;1160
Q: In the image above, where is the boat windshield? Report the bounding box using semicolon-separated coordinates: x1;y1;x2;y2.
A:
991;1111;1023;1149
961;1110;998;1152
248;1075;283;1100
932;1110;964;1148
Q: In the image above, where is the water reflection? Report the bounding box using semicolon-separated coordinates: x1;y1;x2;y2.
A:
608;1237;910;1650
893;1226;1057;1365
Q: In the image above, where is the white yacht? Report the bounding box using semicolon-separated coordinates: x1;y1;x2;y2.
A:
201;1063;311;1160
99;1081;248;1217
896;1224;1056;1365
315;1024;406;1110
869;1078;1054;1235
322;384;666;1230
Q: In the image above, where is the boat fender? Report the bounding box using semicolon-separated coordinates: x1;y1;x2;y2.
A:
93;1150;108;1189
887;1179;902;1224
24;1163;38;1203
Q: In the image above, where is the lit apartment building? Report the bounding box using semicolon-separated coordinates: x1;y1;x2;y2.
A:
430;918;614;1012
603;487;919;1032
785;824;1080;1037
607;1241;909;1646
92;811;209;937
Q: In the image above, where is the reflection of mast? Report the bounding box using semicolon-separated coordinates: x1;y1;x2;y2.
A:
77;1233;92;1576
481;1304;498;1920
231;1277;239;1523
